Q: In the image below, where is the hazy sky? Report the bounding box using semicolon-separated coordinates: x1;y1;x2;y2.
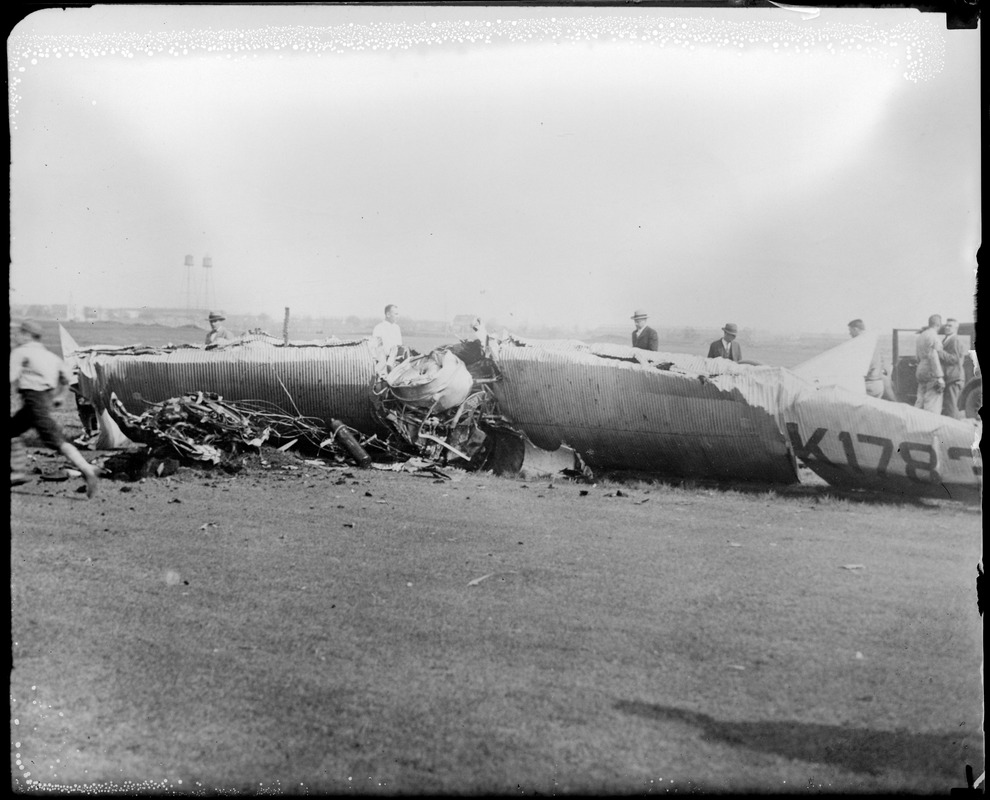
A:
8;4;980;333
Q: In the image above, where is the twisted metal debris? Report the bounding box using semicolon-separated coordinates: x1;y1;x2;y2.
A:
371;344;503;466
104;391;366;466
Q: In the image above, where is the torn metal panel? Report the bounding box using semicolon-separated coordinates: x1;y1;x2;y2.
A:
490;342;799;484
790;331;878;394
588;342;752;376
76;339;384;436
776;384;981;503
483;429;590;479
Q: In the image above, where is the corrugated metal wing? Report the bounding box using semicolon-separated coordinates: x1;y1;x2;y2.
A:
491;344;799;484
492;340;982;500
81;340;382;434
779;384;981;502
75;335;981;500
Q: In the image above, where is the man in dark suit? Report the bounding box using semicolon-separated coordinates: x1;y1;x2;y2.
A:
707;323;742;361
939;317;967;418
631;310;659;351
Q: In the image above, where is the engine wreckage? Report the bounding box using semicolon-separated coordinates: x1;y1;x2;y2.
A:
65;327;981;502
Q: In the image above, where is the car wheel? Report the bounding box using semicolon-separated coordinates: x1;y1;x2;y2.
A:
963;384;982;418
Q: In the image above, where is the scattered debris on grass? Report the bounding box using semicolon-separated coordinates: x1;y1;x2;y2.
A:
95;391;386;480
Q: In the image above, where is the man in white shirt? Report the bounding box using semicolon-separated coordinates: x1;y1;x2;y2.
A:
10;320;99;497
370;304;405;375
372;304;403;354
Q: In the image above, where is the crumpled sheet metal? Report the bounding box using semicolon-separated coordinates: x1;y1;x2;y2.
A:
493;340;982;501
589;342;753;376
106;391;269;463
383;350;475;411
490;342;799;484
76;339;385;437
372;380;495;465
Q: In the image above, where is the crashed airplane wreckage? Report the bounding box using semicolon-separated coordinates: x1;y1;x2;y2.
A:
68;330;981;502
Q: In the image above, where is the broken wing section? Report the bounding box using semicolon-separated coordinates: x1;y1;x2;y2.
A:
76;339;383;436
490;342;799;484
491;339;982;501
790;330;878;394
777;385;981;503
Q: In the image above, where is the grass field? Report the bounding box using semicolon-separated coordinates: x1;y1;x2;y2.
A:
9;320;984;794
9;446;984;794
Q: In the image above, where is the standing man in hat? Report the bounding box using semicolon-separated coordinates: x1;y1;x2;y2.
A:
630;310;659;351
10;320;99;497
205;311;236;346
708;323;742;361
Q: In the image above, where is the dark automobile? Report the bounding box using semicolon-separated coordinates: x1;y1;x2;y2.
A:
890;322;980;417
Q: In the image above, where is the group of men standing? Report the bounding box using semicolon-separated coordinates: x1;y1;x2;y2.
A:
630;309;969;419
631;310;742;362
913;314;967;419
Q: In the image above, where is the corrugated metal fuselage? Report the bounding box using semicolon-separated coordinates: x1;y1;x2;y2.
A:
490;346;799;484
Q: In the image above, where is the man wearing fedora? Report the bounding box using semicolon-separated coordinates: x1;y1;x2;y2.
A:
205;311;236;347
630;310;659;351
708;323;742;361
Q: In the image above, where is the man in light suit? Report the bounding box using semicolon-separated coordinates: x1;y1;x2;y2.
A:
631;310;659;351
205;312;236;347
914;314;945;414
707;323;742;361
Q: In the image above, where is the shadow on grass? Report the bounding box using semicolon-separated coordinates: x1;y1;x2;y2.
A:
615;700;975;781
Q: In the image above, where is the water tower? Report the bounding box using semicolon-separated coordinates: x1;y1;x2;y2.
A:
201;255;216;312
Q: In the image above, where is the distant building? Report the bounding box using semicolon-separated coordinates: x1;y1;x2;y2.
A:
11;303;69;320
451;314;476;335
